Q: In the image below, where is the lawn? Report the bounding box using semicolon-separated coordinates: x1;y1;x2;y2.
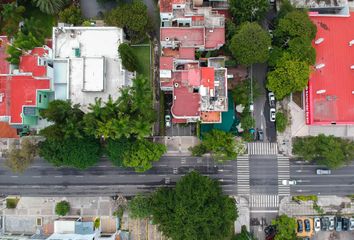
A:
131;44;151;79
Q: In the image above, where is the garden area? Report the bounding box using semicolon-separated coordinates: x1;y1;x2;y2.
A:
131;43;152;79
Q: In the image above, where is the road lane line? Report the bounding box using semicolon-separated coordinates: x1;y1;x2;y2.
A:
11;176;18;178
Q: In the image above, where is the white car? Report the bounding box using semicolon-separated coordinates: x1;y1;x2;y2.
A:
165;115;171;128
268;92;275;107
270;108;276;122
314;217;321;232
282;179;297;186
349;217;354;231
328;216;335;231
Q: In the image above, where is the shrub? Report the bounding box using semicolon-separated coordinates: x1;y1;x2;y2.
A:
6;198;19;209
276;111;288;133
292;195;318;202
94;218;100;229
55;201;70;216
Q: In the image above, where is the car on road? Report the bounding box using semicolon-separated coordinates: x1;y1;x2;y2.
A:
268;92;275;107
282;179;296;185
349;217;354;230
316;169;331;175
314;217;321;231
304;219;311;232
321;217;330;231
342;217;349;231
336;217;342;231
329;216;335;231
165;114;171;128
297;219;303;233
270;108;276;122
257;129;264;141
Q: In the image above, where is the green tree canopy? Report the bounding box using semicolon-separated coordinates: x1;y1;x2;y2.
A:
276;0;296;22
232;78;261;106
55;201;70;216
190;129;245;161
287;37;316;65
233;225;257;240
5;138;38;173
84;75;155;140
58;5;83;25
272;215;296;240
293;134;354;169
150;171;238;240
266;53;310;100
128;194;152;219
40;100;85;140
229;22;271;66
0;3;25;36
229;0;269;24
275;111;289;133
32;0;67;15
104;0;151;43
39;137;101;169
106;138;166;172
274;10;317;46
118;43;139;72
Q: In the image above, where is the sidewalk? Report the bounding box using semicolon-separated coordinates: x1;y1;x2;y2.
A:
154;136;200;156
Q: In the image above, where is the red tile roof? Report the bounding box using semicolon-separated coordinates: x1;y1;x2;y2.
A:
307;13;354;124
201;67;214;89
20;48;47;77
161;28;205;47
171;85;200;118
205;28;225;49
160;0;185;13
182;68;200;87
0;36;9;74
179;47;195;59
160;56;174;70
0;122;18;138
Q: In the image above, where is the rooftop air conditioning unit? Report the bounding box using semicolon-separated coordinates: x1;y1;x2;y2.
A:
315;63;325;69
351;65;354;69
349;40;354;47
316;89;326;94
315;38;324;45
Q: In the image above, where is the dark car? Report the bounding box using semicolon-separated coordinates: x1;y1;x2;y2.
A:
297;219;303;233
336;217;342;231
257;129;264;141
321;217;329;231
304;219;311;232
342;217;349;231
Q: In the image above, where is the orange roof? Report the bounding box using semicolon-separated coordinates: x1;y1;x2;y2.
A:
201;67;214;89
200;111;221;123
0;122;18;138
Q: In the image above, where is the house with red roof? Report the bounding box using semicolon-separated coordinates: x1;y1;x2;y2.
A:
159;0;228;124
0;44;53;130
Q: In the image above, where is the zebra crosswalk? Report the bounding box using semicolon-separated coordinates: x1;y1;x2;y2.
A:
278;155;290;196
236;155;250;196
250;194;279;208
247;142;278;155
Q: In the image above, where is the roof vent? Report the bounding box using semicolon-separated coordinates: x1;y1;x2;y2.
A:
351;65;354;69
315;38;324;45
174;83;179;88
315;63;325;69
352;91;354;94
165;37;170;41
349;40;354;47
316;89;326;94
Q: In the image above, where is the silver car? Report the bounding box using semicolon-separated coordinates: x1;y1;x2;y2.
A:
349;217;354;231
314;217;321;232
270;108;276;122
328;216;335;231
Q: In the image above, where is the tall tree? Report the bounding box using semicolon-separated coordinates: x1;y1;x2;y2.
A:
104;0;151;43
229;22;271;66
190;129;246;162
233;225;257;240
229;0;269;24
266;53;310;100
58;5;83;25
150;172;238;240
32;0;66;15
118;43;139;72
272;215;296;240
287;37;316;65
128;194;152;219
5;138;38;173
0;3;25;36
232;78;261;106
39;137;101;169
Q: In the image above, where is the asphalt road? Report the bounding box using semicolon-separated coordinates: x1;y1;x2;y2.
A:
290;160;354;196
0;156;237;196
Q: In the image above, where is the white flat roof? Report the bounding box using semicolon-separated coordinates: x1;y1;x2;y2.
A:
54;220;75;234
53;27;127;111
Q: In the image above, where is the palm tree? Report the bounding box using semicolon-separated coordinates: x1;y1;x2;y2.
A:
32;0;66;15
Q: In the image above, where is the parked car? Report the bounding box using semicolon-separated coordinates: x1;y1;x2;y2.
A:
282;179;297;186
316;169;331;175
165;115;171;128
304;219;311;232
321;217;330;231
336;217;342;231
342;218;349;231
268;91;275;107
297;219;303;233
349;217;354;230
314;217;321;231
257;129;264;141
270;108;276;122
329;216;335;231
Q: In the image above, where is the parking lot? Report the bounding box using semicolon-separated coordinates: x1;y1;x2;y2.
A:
165;123;196;136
